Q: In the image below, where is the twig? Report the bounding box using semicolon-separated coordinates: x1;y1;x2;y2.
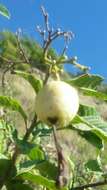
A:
37;6;74;58
16;30;30;64
41;6;50;32
43;31;73;57
37;6;76;83
61;57;90;72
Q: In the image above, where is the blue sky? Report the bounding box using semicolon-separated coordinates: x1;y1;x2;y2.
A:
0;0;107;79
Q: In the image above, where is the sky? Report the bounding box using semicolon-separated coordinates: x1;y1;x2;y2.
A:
0;0;107;79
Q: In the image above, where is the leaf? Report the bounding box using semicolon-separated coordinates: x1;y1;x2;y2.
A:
18;160;45;175
0;96;27;125
0;159;11;177
0;4;10;19
80;87;107;101
67;74;106;101
81;131;103;149
14;70;43;93
28;145;45;161
67;74;103;89
17;172;67;190
0;159;16;179
32;122;52;137
78;104;98;117
85;158;102;172
72;104;107;143
6;181;33;190
73;128;104;150
71;115;103;149
18;155;57;180
36;160;58;180
17;140;35;155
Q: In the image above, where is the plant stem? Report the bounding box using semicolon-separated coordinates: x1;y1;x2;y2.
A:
23;113;37;141
52;125;69;188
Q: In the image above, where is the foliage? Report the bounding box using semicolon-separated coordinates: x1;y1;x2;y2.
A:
0;31;58;72
0;5;107;190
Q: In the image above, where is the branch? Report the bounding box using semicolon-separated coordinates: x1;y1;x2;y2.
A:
43;31;73;57
36;6;75;84
37;6;74;58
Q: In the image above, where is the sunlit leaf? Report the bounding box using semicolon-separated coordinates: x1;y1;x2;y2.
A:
14;70;43;93
72;104;107;143
0;96;27;125
17;172;67;190
28;145;45;161
80;87;107;101
0;4;10;19
67;74;103;89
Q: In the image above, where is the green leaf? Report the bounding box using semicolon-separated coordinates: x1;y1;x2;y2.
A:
0;4;10;19
73;129;103;150
80;87;107;101
72;104;107;143
85;158;102;172
0;159;16;179
32;122;52;137
0;96;27;125
67;74;103;89
28;146;45;161
6;181;33;190
18;160;45;175
17;172;67;190
17;140;35;155
78;104;98;116
14;70;43;93
36;160;58;180
18;158;57;180
71;115;103;149
0;159;11;177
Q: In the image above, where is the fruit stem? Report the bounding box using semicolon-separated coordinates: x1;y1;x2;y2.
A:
52;125;68;188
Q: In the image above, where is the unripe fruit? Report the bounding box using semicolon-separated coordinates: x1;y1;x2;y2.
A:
35;80;79;127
